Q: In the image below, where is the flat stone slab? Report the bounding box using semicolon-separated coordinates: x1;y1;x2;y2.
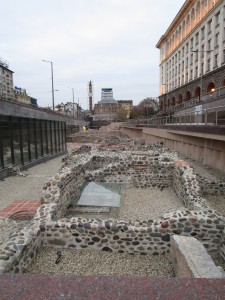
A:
77;182;121;207
170;235;225;278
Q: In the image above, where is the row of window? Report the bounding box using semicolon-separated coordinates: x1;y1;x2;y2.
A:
0;116;66;170
165;29;222;71
163;0;222;57
162;49;225;92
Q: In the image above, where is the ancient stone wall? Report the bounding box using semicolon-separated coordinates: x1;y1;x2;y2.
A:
1;145;225;274
196;175;225;196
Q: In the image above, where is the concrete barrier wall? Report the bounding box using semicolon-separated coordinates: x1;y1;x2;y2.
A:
120;126;225;174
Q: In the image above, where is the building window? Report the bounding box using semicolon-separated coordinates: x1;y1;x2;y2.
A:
186;42;189;53
201;26;205;40
201;45;205;57
190;69;193;80
215;32;219;47
215;12;220;27
223;49;225;63
195;51;198;62
214;54;218;67
208;39;211;51
195;32;199;45
201;62;204;75
190;38;193;49
191;53;193;64
182;47;184;57
195;65;198;78
207;58;211;71
208;19;212;33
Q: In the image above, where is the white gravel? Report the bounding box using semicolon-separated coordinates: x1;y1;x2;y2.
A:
204;195;225;216
27;247;174;277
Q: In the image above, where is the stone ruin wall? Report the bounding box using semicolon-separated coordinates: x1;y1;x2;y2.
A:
86;152;174;189
0;146;225;274
196;175;225;196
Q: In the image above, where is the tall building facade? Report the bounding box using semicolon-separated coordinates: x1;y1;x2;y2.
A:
156;0;225;114
0;58;14;101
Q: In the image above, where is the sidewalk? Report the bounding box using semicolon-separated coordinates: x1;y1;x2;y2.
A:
0;155;64;211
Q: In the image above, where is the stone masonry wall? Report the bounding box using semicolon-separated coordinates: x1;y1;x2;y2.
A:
196;175;225;196
173;160;209;210
39;208;224;258
86;152;175;189
1;145;225;274
0;223;41;274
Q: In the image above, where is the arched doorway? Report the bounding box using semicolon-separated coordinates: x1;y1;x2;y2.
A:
207;82;215;93
195;87;200;98
172;97;176;106
186;91;191;101
167;98;170;107
178;94;183;104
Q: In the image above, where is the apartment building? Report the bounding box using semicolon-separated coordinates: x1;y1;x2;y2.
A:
0;58;14;101
156;0;225;114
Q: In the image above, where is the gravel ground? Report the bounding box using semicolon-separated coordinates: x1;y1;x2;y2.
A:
27;247;174;277
204;195;225;216
66;187;186;222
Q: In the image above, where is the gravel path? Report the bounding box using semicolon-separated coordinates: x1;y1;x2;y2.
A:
0;156;64;210
0;155;64;246
66;187;186;222
27;247;174;277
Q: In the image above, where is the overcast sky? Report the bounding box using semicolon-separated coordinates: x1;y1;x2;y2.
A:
1;0;183;109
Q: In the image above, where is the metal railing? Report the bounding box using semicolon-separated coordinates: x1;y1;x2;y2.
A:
165;86;225;114
129;104;225;126
0;96;82;120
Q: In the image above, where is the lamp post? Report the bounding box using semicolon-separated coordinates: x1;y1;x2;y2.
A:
162;82;173;113
191;50;213;102
42;60;55;111
68;87;75;118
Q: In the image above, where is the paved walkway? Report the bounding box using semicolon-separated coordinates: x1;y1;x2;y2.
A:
0;155;64;211
1;275;225;300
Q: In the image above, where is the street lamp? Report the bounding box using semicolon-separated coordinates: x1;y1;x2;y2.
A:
42;60;55;111
68;87;75;118
191;50;214;102
162;82;173;112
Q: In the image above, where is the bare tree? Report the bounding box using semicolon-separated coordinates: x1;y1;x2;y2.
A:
131;98;159;118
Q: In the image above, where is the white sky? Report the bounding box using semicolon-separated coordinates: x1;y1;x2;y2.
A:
0;0;183;109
